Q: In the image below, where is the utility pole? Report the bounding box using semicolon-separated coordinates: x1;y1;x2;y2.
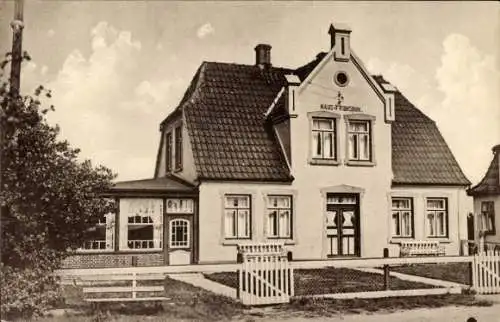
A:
0;0;24;259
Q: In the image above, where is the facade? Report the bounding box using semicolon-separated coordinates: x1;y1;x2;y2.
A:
63;23;471;269
468;145;500;245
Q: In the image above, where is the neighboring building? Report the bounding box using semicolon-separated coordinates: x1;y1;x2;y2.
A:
63;23;471;269
468;144;500;246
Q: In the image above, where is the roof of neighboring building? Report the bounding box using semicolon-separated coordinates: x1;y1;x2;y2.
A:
109;175;197;193
468;145;500;196
156;53;470;186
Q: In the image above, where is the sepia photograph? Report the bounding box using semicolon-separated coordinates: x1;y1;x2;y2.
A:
0;1;499;321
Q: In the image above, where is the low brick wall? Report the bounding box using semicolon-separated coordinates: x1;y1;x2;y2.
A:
62;252;164;269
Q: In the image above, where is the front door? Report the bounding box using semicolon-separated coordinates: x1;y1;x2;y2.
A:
325;194;360;257
166;198;194;265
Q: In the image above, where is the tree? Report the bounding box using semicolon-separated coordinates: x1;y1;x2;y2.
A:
0;53;116;317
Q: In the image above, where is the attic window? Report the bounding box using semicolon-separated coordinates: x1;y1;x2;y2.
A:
334;71;349;87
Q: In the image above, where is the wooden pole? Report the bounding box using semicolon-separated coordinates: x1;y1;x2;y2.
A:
383;248;390;290
1;0;24;260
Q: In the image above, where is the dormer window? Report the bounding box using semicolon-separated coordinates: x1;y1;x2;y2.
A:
175;125;183;171
166;132;172;172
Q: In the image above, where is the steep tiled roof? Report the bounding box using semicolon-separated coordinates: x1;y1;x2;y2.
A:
183;62;294;181
167;56;469;186
468;145;500;196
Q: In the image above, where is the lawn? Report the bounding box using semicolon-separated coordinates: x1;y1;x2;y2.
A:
11;269;490;322
391;262;472;285
205;267;435;296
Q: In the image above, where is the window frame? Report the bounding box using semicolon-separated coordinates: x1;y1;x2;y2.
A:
425;197;449;238
174;125;183;171
344;114;376;166
390;197;414;238
169;218;190;249
311;117;338;161
223;194;252;240
480;201;496;235
80;213;115;252
307;112;341;166
165;131;172;172
347;119;371;161
119;198;164;251
266;195;293;239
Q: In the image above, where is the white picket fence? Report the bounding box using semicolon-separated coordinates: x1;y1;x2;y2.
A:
472;250;500;294
237;242;294;305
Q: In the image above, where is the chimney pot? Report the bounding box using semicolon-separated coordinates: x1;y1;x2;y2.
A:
255;44;272;68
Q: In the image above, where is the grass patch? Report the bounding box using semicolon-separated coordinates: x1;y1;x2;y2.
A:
391;262;471;285
205;267;435;296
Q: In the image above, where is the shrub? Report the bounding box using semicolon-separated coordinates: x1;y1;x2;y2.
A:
0;262;62;319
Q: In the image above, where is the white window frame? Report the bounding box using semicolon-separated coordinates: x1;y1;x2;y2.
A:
391;198;414;238
119;199;163;251
80;213;115;252
266;195;292;239
223;195;251;239
169;219;190;249
426;198;448;238
311;117;337;160
347;119;371;161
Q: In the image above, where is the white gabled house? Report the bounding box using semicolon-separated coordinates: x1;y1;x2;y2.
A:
63;23;471;269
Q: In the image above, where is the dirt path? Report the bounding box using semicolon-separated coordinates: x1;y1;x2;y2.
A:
238;304;500;322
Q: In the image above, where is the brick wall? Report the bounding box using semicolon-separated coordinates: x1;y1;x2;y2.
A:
61;253;164;269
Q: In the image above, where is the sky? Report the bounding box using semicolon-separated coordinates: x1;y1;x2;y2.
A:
0;1;498;184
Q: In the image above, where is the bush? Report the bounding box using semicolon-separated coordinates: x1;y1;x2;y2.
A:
0;262;62;319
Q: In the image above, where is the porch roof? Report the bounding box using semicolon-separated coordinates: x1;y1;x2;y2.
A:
107;175;197;195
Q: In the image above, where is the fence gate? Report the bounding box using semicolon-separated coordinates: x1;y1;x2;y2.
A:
237;243;294;305
472;250;500;294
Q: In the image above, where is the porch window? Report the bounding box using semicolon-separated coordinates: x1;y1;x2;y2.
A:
175;125;183;171
224;195;251;239
426;198;448;238
480;201;495;234
81;213;115;251
391;198;413;238
170;219;190;248
120;199;163;250
166;132;172;172
166;198;194;214
347;120;371;161
312;118;337;160
266;195;292;239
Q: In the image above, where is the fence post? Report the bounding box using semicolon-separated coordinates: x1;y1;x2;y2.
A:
383;248;390;290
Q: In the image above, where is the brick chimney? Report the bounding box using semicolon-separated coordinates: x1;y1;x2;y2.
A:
255;44;271;68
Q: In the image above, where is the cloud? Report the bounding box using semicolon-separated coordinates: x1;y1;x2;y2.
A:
42;21;180;181
196;22;215;39
367;34;500;184
433;34;500;184
47;29;55;38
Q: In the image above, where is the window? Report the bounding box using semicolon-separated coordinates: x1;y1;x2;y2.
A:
312;118;337;160
347;120;371;161
391;198;413;238
82;213;115;251
224;195;251;239
166;199;194;214
480;201;495;234
166;132;172;172
267;195;292;239
170;219;189;248
120;199;163;250
175;125;183;171
426;198;448;237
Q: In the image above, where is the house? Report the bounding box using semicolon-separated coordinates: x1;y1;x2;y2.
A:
467;144;500;248
62;23;471;269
